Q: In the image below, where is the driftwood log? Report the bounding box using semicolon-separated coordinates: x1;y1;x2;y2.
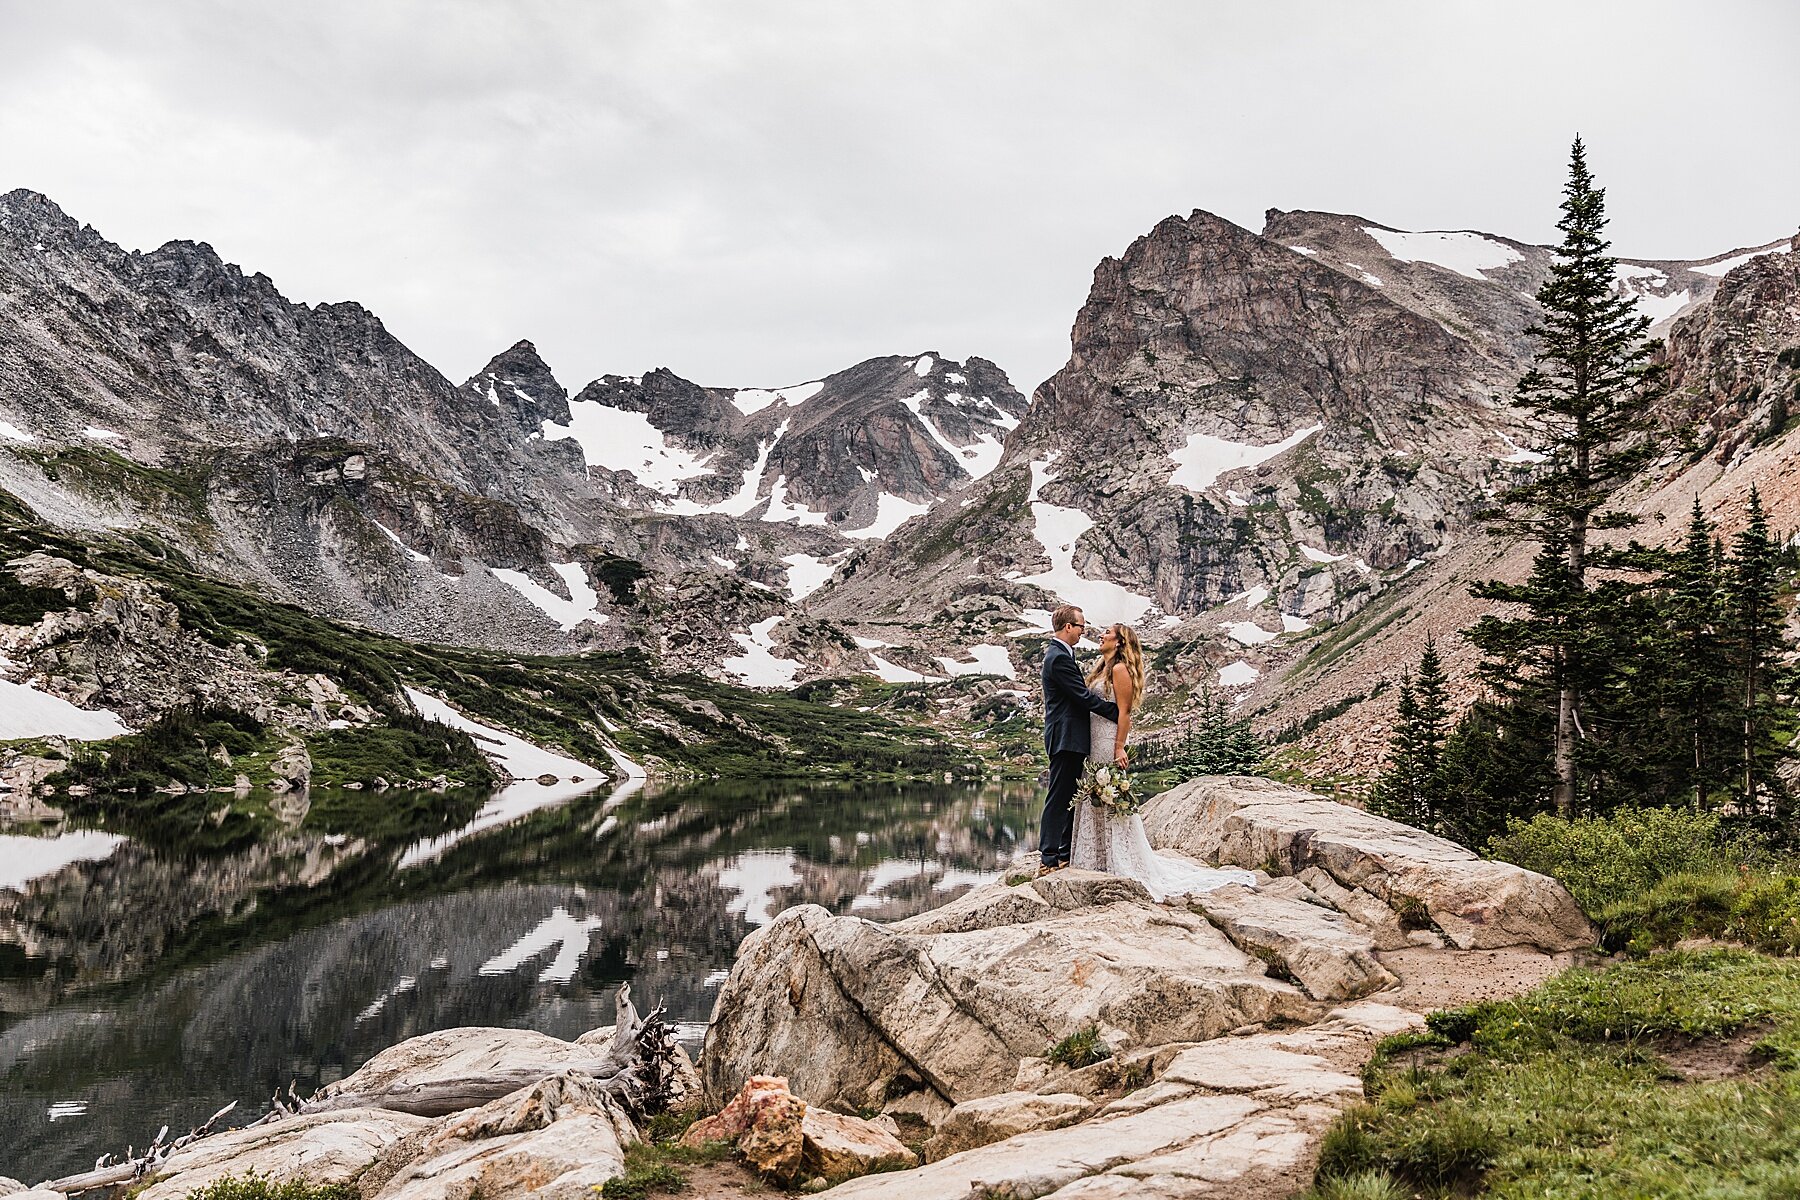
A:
45;983;678;1194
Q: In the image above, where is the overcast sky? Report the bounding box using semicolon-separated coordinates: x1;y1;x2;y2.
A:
3;1;1795;396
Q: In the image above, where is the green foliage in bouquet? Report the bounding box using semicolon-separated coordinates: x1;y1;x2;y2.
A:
1077;762;1143;816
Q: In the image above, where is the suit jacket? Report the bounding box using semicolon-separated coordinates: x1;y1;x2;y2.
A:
1041;638;1121;757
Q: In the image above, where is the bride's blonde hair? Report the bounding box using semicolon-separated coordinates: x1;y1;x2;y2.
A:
1088;623;1146;708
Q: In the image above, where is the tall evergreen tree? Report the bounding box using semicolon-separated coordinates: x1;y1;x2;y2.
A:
1724;487;1790;831
1664;499;1733;806
1471;136;1664;814
1373;637;1454;832
1373;669;1426;827
1413;636;1451;794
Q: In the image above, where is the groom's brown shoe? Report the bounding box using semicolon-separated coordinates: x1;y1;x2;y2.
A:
1036;862;1066;878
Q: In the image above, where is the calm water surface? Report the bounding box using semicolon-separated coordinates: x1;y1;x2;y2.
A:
0;777;1034;1181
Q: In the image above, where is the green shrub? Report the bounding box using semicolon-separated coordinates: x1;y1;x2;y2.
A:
305;712;497;790
1728;873;1800;956
1047;1026;1111;1069
1486;806;1738;914
181;1173;356;1200
1595;869;1740;953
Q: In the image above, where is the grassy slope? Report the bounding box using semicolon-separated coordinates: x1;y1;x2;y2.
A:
1312;950;1800;1198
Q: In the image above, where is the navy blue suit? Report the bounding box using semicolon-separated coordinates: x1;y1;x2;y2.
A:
1038;638;1121;867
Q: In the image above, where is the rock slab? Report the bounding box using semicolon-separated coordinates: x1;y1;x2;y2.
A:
1143;776;1593;951
701;873;1314;1111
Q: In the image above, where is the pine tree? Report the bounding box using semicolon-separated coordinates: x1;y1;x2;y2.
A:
1372;637;1453;832
1664;499;1733;807
1414;636;1451;800
1373;669;1425;826
1169;691;1264;780
1472;136;1664;814
1724;487;1791;833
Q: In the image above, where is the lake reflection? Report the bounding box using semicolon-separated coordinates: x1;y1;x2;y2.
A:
0;777;1034;1182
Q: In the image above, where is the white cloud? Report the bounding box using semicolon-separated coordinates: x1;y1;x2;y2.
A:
0;1;1791;402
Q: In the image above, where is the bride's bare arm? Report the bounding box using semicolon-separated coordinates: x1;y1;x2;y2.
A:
1112;662;1134;765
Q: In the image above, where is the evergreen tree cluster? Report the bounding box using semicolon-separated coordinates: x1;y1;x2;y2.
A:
1141;691;1265;781
1377;499;1798;846
1369;637;1450;831
1373;137;1798;847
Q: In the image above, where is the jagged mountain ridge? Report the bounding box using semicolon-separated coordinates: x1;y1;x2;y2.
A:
531;350;1024;535
2;184;1794;711
0;188;1024;681
813;206;1796;693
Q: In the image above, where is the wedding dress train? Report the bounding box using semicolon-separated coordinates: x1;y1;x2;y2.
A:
1070;682;1256;902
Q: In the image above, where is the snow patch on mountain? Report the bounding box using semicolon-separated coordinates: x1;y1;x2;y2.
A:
1225;621;1277;646
782;552;835;600
1497;432;1549;465
724;616;799;688
731;380;825;416
0;671;130;740
542;402;714;495
405;686;604;784
1170;425;1322;493
1692;241;1792;277
661;421;787;518
1218;661;1261;687
1021;456;1156;624
492;562;608;631
844;491;931;539
762;476;829;526
934;644;1017;679
1363;227;1524;279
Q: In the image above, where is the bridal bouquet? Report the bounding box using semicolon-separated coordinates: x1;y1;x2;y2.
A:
1078;762;1143;816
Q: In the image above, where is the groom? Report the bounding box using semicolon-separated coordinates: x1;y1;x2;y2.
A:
1037;604;1120;875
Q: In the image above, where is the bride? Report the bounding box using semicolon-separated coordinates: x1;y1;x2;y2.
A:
1071;623;1257;901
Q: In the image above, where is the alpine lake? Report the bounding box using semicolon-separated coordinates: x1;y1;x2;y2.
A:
0;774;1037;1181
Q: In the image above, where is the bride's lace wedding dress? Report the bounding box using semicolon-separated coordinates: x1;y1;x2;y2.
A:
1071;678;1256;902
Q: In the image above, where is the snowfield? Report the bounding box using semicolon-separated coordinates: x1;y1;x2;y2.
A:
934;644;1017;679
844;491;931;539
1692;242;1791;277
731;379;824;416
723;616;800;688
1020;456;1157;625
541;402;713;495
1363;227;1524;279
0;671;130;740
781;552;836;601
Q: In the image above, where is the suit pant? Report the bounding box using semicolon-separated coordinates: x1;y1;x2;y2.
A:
1038;750;1087;867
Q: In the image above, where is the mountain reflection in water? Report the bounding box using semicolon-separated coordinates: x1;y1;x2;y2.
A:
0;777;1033;1181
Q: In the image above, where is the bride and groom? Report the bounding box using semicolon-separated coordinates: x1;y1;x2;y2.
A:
1038;604;1253;901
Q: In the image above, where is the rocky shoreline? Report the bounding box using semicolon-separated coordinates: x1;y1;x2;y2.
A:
3;776;1590;1198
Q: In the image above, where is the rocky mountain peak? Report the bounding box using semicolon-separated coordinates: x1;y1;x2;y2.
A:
463;339;573;428
0;188;81;239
